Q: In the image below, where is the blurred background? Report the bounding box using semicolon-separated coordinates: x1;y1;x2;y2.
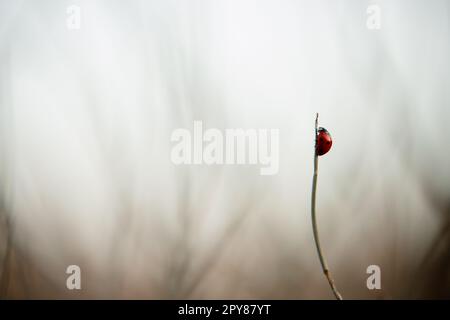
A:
0;0;449;299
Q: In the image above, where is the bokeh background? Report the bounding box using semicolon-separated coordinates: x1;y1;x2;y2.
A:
0;0;449;299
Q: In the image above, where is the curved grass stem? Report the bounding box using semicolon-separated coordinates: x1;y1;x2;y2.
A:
311;113;343;300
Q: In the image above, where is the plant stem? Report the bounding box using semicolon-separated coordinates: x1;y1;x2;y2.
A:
311;113;343;300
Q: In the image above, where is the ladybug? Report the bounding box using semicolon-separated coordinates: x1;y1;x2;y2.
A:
316;127;332;156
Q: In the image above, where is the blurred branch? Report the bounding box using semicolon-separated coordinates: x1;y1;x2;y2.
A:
180;194;255;298
0;214;11;298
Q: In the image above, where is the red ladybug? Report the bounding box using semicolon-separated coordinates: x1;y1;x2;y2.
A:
316;127;332;156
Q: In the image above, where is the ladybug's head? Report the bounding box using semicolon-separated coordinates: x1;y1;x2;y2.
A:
318;127;329;134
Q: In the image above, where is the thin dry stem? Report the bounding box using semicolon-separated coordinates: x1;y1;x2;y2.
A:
311;113;343;300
